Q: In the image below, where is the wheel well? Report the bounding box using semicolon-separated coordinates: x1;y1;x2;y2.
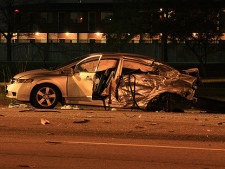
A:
147;92;190;112
30;83;62;103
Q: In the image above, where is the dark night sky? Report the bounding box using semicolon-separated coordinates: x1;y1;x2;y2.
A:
55;0;113;2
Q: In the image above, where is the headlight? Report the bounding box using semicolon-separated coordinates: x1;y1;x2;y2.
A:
9;79;15;84
17;79;34;83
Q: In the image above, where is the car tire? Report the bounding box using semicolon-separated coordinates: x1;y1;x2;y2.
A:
146;93;186;112
147;93;169;112
31;84;60;109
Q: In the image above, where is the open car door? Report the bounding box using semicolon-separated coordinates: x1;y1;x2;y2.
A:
67;55;101;102
92;56;122;107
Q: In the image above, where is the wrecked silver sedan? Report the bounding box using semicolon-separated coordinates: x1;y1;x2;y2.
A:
6;53;200;111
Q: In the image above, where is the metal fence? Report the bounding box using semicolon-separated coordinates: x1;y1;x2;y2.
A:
0;41;224;63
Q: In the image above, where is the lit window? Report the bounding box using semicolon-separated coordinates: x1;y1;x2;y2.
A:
70;12;83;23
101;12;113;23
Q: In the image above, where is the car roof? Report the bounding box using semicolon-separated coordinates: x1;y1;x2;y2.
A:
55;52;155;70
87;52;155;60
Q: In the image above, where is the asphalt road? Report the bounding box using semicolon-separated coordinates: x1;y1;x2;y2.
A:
0;106;225;168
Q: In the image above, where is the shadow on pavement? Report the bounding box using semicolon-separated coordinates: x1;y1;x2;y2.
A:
194;97;225;113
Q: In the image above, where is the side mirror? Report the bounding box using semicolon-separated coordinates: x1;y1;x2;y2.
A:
61;68;73;74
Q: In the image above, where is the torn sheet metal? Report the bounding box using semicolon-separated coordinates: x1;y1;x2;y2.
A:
113;69;199;111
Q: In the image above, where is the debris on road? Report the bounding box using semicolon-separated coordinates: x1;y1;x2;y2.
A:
8;103;31;108
73;119;90;123
41;118;50;125
35;109;60;112
19;108;35;112
168;129;175;132
110;108;117;111
17;164;37;168
150;123;158;125
46;141;62;144
19;108;60;113
61;105;82;110
135;125;144;129
123;113;136;118
8;103;20;108
217;122;224;125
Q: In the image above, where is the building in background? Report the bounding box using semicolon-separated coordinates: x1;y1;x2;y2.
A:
0;2;114;44
1;2;225;44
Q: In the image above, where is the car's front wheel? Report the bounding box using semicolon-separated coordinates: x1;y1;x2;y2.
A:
31;84;60;109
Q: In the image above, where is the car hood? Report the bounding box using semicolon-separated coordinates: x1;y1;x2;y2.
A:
13;69;56;79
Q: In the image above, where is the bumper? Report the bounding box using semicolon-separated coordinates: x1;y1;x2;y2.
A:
6;83;32;101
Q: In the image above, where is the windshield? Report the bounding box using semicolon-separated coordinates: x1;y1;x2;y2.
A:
50;55;89;70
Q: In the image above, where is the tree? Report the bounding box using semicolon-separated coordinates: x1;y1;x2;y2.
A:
0;0;22;61
105;0;147;51
169;0;224;77
106;0;225;77
105;0;176;61
0;0;53;61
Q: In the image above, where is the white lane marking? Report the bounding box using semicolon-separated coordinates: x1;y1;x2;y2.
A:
52;141;225;152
